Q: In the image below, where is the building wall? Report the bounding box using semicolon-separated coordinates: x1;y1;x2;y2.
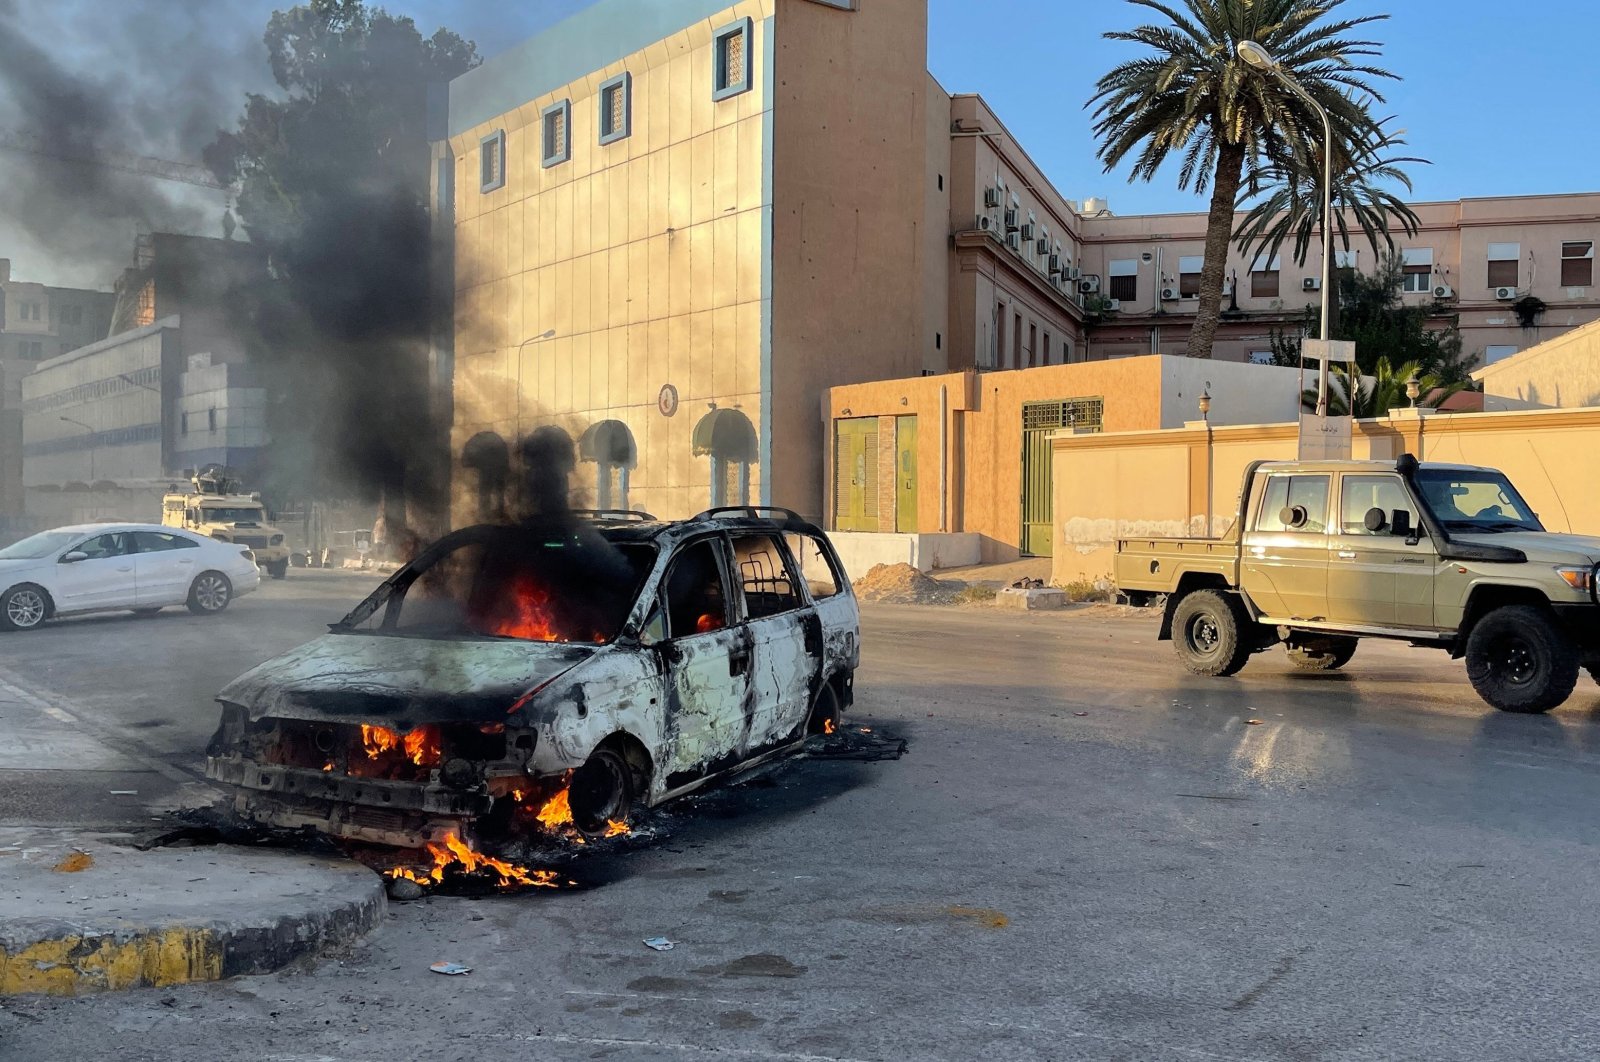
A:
172;355;270;475
21;319;176;486
443;0;775;526
768;0;930;521
1049;406;1600;586
825;355;1307;562
1473;318;1600;410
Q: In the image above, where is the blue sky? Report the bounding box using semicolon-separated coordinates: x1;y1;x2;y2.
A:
411;0;1599;214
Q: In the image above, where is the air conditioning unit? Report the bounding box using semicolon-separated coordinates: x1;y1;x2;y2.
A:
1069;267;1081;280
1004;209;1019;232
1161;286;1179;301
1079;275;1100;294
1047;255;1062;275
983;187;1001;209
1035;239;1050;256
1433;284;1455;299
1302;277;1321;291
1495;285;1518;300
1105;299;1122;312
1019;223;1035;241
1005;232;1020;250
976;214;993;232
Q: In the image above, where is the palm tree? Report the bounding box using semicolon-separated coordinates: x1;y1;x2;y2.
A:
1090;0;1397;359
1303;357;1464;418
1236;120;1426;338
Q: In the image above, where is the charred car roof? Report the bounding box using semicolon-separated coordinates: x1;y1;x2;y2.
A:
574;505;829;543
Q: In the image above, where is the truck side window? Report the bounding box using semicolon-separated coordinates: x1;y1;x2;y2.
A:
1340;476;1413;535
1256;475;1330;534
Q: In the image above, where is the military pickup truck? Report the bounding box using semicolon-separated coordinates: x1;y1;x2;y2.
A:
1115;456;1600;713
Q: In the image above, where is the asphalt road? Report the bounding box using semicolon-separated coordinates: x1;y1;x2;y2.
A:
6;574;1600;1060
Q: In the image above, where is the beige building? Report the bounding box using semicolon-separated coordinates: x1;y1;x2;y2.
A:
1473;316;1600;411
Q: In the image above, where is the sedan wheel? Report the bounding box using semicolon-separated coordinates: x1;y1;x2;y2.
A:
187;572;233;615
1;585;49;631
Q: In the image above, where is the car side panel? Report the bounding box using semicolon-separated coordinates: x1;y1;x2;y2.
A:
743;610;813;748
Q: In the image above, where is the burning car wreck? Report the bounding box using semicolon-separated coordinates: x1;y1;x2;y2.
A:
205;507;859;875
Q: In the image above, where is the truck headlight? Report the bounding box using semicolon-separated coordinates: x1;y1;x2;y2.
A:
1555;566;1594;592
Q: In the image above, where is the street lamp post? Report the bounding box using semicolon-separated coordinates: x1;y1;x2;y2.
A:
59;416;95;482
513;329;558;435
1238;40;1334;419
1198;386;1213;537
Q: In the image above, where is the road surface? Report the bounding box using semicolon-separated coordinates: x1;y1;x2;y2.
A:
5;573;1600;1060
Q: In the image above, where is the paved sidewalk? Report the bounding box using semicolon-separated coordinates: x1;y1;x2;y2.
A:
0;828;385;996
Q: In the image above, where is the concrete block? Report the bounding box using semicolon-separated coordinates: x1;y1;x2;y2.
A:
996;586;1068;611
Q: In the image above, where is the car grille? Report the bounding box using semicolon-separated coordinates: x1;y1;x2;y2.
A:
235;535;270;548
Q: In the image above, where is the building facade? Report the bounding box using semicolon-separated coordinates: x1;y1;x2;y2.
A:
0;258;114;521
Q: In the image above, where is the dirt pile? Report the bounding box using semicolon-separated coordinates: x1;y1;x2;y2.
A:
853;563;962;605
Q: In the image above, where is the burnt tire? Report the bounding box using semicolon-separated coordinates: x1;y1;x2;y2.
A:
1288;637;1358;671
806;681;842;736
1172;590;1252;677
1465;605;1579;714
0;584;50;632
186;571;233;615
569;746;633;836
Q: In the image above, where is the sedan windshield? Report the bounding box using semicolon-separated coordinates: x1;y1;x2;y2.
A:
0;530;80;560
1414;470;1543;533
342;527;656;644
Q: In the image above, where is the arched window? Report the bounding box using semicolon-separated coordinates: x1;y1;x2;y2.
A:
461;432;510;522
517;426;576;518
692;408;757;508
578;419;638;510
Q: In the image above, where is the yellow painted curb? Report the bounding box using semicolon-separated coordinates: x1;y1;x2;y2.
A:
1;926;223;996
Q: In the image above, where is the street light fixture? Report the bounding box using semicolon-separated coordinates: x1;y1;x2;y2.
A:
59;415;96;482
513;329;559;433
1238;40;1335;420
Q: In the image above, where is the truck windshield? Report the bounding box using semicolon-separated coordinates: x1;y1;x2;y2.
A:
202;507;265;522
1414;470;1543;533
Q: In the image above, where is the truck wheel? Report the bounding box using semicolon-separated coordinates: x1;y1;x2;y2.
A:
1171;590;1252;677
1465;605;1579;714
1288;637;1358;671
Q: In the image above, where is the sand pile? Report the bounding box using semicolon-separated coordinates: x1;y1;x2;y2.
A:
852;563;961;605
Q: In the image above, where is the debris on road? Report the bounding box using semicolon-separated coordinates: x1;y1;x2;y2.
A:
643;937;677;952
429;962;471;976
853;563;961;605
1246;719;1263;726
51;850;93;873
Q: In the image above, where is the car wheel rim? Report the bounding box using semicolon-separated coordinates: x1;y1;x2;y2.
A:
196;577;228;611
1191;614;1220;653
1496;638;1537;686
7;590;44;628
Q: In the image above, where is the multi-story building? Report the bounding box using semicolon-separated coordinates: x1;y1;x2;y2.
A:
438;0;1600;524
19;235;270;523
0;259;114;521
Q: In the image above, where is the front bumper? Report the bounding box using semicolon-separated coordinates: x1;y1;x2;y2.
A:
1551;601;1600;654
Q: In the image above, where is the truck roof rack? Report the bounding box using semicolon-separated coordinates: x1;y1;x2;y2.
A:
691;505;811;527
570;508;658;523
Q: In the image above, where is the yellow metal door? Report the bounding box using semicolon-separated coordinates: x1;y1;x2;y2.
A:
895;416;918;533
833;419;878;532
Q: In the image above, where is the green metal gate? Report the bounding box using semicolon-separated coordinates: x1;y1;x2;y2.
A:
895;415;918;532
833;418;879;532
1021;397;1103;557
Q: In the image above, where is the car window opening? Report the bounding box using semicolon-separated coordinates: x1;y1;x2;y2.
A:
663;539;729;638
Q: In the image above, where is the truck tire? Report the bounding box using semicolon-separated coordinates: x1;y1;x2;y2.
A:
1465;605;1579;714
267;560;289;580
1288;637;1358;671
1171;590;1252;677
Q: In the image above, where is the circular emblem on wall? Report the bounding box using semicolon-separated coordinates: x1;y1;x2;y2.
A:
658;383;679;418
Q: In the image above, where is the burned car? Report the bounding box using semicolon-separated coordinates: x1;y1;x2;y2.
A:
205;507;858;857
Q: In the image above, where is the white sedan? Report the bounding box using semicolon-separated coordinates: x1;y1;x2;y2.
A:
0;523;262;632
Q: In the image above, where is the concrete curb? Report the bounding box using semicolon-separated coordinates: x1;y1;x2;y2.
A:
0;829;385;996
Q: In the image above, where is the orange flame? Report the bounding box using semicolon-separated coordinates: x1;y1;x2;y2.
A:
536;788;573;828
476;573;605;644
823;718;836;735
360;723;442;766
386;832;565;889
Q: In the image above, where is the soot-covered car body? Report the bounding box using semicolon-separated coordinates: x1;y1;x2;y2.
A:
205;507;859;850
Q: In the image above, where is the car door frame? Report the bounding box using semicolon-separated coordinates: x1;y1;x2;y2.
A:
52;530;138;613
1240;471;1332;621
1328;472;1440;630
727;530;819;753
649;532;755;792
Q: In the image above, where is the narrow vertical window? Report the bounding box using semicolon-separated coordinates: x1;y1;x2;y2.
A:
541;100;571;167
479;130;506;193
712;19;753;100
598;73;631;145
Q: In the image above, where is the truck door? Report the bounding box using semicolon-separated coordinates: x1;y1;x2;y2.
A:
1241;472;1331;621
1328;474;1437;628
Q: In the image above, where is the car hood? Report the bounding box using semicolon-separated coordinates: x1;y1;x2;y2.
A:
1449;531;1600;564
217;632;600;727
0;557;48;576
